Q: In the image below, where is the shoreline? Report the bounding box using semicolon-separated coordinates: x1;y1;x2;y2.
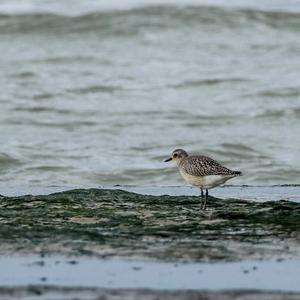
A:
1;286;300;300
1;185;300;202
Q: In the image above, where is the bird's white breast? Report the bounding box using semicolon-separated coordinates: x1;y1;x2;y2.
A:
179;169;235;189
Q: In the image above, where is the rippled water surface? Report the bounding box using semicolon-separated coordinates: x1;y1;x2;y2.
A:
0;0;300;187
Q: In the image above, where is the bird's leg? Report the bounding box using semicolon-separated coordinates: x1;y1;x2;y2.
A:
203;189;208;210
200;188;204;209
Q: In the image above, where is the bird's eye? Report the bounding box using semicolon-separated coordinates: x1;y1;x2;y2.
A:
173;153;178;158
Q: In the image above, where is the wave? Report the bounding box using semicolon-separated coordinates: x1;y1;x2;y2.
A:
0;153;21;168
1;5;300;34
259;87;300;98
169;78;248;89
67;84;123;95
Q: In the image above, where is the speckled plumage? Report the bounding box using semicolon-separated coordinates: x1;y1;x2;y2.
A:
164;148;242;209
179;155;240;177
164;148;242;190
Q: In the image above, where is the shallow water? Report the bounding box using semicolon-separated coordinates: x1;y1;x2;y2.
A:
1;255;300;291
0;0;300;187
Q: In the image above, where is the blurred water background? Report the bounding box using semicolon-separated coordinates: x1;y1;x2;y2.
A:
0;0;300;188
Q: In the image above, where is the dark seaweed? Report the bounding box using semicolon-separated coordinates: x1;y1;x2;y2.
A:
0;189;299;261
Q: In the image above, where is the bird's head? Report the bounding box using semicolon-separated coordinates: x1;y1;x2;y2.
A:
164;149;188;165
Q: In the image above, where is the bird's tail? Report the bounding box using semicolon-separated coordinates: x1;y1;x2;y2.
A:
234;171;243;176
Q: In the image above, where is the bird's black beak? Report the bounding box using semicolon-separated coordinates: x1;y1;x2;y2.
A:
164;157;172;162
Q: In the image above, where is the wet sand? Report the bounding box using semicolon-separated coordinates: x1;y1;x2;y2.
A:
0;286;300;300
1;286;300;300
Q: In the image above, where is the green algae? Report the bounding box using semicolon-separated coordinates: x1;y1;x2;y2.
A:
0;189;299;261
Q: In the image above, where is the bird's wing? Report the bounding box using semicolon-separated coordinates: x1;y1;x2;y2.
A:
180;155;236;176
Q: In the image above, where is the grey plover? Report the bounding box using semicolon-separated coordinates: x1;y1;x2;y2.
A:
164;149;242;209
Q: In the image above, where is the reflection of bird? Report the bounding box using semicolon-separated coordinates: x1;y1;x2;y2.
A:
164;149;242;209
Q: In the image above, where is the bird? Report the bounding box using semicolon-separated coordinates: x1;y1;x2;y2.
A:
164;149;242;209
